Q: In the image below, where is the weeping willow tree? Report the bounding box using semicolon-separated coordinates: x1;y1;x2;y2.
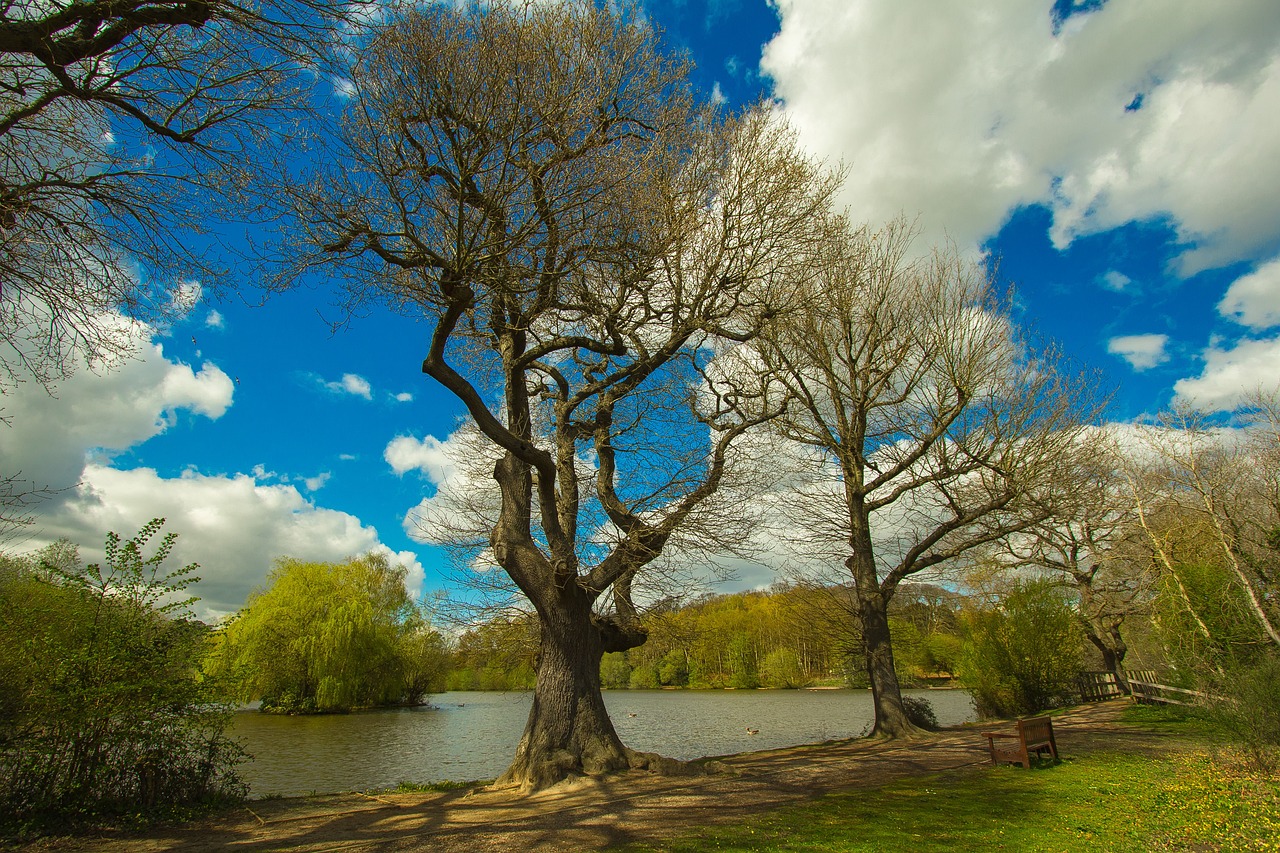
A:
207;553;435;713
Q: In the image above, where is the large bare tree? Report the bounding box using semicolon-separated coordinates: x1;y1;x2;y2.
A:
0;0;348;389
998;435;1145;687
272;1;838;789
1129;395;1280;650
754;218;1099;736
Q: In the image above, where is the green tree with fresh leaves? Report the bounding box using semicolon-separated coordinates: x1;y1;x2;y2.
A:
207;553;439;713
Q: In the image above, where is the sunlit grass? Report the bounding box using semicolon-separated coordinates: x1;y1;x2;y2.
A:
366;779;491;794
625;749;1280;852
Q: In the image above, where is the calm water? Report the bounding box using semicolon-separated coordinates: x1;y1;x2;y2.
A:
229;689;975;796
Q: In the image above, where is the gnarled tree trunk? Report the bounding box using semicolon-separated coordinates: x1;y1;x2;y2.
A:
496;587;663;791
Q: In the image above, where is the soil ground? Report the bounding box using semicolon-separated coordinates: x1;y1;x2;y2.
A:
20;700;1191;852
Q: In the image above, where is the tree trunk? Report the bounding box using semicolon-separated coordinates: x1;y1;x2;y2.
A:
859;589;918;737
495;589;661;791
846;537;918;739
1085;625;1130;691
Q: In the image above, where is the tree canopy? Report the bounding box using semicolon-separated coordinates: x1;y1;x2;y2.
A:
208;553;445;713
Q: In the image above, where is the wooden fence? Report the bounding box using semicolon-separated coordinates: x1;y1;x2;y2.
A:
1077;669;1159;702
1127;678;1211;707
1078;669;1213;707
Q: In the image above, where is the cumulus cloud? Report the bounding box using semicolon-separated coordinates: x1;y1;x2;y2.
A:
394;391;414;403
1173;336;1280;411
385;434;460;484
325;372;373;399
205;309;225;329
1219;256;1280;330
1;322;424;620
761;0;1280;272
1107;333;1169;371
0;322;234;491
387;427;501;549
24;465;423;621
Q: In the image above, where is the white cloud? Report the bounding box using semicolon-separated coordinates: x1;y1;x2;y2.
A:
1107;333;1169;371
0;320;233;491
385;434;460;484
387;426;502;548
304;472;332;492
23;465;423;621
762;0;1280;272
1100;271;1132;292
324;372;373;399
333;77;357;99
1173;336;1280;411
1219;256;1280;330
1;321;423;620
394;391;414;402
205;309;225;329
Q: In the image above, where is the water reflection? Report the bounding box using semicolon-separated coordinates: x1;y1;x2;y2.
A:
230;689;975;797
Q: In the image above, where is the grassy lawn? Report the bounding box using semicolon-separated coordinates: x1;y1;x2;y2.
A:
626;710;1280;852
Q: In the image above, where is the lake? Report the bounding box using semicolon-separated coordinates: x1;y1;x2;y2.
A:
229;688;975;796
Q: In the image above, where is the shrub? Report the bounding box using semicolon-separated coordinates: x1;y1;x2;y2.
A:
902;696;940;731
0;521;245;836
1201;654;1280;774
958;578;1084;718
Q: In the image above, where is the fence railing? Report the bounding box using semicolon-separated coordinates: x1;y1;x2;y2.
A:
1078;669;1212;707
1127;678;1210;707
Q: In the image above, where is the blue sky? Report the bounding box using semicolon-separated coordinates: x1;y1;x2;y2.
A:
4;0;1279;620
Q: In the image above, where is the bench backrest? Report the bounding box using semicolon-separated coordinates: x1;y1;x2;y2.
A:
1017;716;1054;745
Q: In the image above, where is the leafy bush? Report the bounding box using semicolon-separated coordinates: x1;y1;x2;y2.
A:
0;521;245;836
958;578;1085;718
902;696;940;731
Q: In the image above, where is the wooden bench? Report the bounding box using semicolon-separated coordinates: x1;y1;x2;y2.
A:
982;716;1059;769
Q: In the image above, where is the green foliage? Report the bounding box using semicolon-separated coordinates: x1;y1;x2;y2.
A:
958;578;1085;718
901;696;940;731
600;652;632;688
207;554;444;712
1201;654;1280;774
727;633;760;689
0;521;245;835
446;614;537;691
658;649;690;687
629;663;659;689
759;648;805;688
448;583;968;691
1153;560;1267;675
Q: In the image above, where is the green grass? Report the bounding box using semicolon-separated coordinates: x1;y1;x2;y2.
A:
366;779;492;794
625;740;1280;851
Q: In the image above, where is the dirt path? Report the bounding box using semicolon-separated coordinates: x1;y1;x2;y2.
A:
28;700;1188;852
